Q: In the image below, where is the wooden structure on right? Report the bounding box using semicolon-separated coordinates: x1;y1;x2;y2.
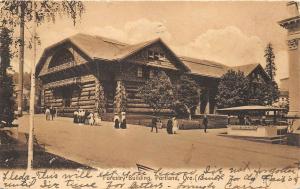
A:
217;105;288;144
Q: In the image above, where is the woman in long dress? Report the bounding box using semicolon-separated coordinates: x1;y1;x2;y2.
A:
166;118;173;134
172;117;178;134
88;112;94;125
114;114;120;129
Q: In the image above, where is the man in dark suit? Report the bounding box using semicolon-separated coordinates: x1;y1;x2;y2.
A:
151;117;158;133
203;114;208;133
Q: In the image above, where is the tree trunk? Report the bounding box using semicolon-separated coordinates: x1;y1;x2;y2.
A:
27;1;37;170
17;3;25;116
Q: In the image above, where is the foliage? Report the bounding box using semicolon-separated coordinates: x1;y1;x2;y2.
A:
0;1;85;53
137;70;174;116
263;43;279;104
0;28;15;125
174;74;199;120
264;43;276;81
216;70;249;109
114;80;127;114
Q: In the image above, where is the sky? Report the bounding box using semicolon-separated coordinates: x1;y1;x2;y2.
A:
12;1;291;83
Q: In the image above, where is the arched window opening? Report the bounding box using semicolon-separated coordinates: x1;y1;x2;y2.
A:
48;49;74;68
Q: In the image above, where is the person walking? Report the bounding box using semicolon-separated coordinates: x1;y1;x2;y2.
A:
151;117;158;133
73;110;78;123
45;107;50;121
203;114;208;133
50;106;55;120
172;117;178;134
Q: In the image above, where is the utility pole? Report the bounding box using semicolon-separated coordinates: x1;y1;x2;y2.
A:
27;0;36;170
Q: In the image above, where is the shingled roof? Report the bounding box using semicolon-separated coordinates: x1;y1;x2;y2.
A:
37;33;267;79
179;56;228;78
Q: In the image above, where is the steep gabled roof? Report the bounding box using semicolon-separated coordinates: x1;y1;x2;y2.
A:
36;33;190;74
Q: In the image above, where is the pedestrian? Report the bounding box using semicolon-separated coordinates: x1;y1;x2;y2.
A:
84;110;89;125
50;106;55;120
78;109;84;125
203;114;208;133
114;113;120;129
157;118;162;129
120;118;127;129
151;117;158;133
73;110;78;123
172;117;178;134
166;117;173;134
88;112;94;125
94;112;102;126
45;107;50;121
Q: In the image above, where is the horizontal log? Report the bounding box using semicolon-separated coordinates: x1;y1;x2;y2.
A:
127;103;149;108
48;99;63;103
79;91;95;96
71;101;96;106
71;96;95;101
127;98;144;103
81;87;96;92
81;83;95;88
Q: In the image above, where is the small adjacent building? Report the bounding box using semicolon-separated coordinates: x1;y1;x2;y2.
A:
36;33;270;117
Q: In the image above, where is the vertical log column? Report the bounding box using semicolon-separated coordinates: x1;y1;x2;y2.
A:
114;80;127;114
95;78;106;115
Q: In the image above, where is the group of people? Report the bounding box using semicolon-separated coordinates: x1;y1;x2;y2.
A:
73;109;101;126
113;113;127;129
45;106;57;121
151;115;209;134
150;116;179;134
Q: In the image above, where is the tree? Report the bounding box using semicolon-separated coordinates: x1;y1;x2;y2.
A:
264;43;276;81
137;70;174;116
174;75;199;120
264;43;279;104
0;27;15;126
0;1;85;115
216;70;249;109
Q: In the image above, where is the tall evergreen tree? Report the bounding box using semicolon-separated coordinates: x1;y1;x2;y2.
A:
264;43;276;81
264;43;279;104
0;27;15;126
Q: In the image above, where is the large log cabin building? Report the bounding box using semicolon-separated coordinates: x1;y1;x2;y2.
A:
36;33;270;117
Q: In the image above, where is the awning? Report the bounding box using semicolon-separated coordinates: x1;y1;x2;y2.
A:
217;105;286;112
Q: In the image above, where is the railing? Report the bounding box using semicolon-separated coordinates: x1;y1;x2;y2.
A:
47;61;75;73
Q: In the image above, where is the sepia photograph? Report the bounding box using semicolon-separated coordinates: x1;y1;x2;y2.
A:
0;0;299;188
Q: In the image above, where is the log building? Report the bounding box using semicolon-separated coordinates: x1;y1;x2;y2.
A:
36;33;270;117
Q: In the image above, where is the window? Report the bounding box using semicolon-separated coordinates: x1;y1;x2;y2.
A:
137;67;143;77
49;49;74;68
154;52;159;60
148;50;154;60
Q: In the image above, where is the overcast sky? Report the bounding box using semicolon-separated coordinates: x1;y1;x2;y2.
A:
14;1;290;83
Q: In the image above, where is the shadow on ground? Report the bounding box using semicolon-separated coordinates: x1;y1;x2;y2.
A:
0;130;93;169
